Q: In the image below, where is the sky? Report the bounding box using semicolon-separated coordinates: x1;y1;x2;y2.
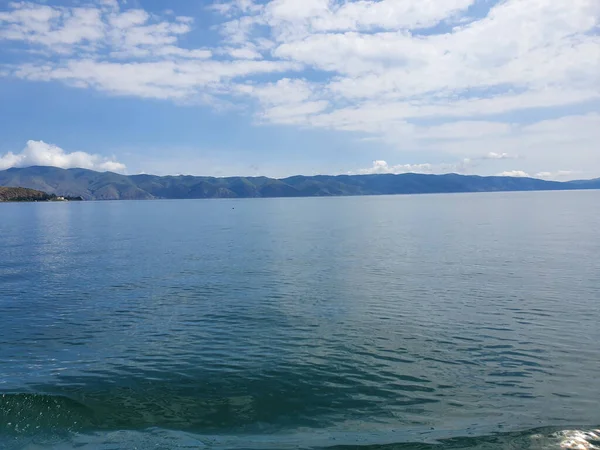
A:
0;0;598;179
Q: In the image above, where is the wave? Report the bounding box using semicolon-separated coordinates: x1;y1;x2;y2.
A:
1;393;599;449
2;424;600;449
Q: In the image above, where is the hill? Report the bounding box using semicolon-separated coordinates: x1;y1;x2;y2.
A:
0;186;55;202
0;166;599;201
0;186;84;202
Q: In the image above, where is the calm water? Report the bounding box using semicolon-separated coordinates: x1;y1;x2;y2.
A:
1;191;599;450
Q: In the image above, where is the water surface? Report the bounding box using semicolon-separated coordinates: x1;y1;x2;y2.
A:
1;191;599;449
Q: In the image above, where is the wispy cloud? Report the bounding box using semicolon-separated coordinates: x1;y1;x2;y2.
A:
0;1;297;101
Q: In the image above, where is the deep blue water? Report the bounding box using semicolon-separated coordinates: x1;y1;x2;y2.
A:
1;191;599;449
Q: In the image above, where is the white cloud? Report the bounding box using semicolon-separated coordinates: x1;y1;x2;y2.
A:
223;46;263;59
236;78;332;123
239;78;314;105
485;152;516;160
0;140;126;172
262;0;476;37
354;158;472;175
15;59;298;100
99;0;119;9
353;159;584;180
0;0;599;177
0;2;201;57
2;0;597;112
497;170;531;178
0;1;294;101
535;170;579;180
231;0;600;169
261;101;329;124
270;1;599;85
355;160;433;175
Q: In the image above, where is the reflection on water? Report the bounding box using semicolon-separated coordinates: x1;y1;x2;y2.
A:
1;191;599;449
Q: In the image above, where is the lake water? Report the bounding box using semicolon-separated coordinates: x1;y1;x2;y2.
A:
1;191;599;450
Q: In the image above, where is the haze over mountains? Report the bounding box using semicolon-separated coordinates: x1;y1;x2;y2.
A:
1;166;599;201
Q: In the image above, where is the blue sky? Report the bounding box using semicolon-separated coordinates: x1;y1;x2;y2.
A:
0;0;598;179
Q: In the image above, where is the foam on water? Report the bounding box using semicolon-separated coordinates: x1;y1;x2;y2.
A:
554;429;600;449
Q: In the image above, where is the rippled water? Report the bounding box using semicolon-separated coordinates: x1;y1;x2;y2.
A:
1;191;599;449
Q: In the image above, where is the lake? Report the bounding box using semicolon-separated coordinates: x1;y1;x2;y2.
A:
1;191;599;449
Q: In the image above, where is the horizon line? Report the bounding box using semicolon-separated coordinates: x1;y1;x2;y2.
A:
2;165;595;183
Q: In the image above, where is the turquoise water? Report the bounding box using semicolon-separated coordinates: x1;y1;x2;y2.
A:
1;191;599;449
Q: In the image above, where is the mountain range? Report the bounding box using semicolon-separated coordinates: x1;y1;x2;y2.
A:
0;166;599;201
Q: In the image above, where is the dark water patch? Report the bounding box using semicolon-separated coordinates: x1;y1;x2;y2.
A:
0;393;95;435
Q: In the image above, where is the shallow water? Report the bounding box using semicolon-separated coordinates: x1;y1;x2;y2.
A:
1;191;599;449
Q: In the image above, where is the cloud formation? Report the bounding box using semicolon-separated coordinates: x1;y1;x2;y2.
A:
356;160;434;175
496;170;580;180
0;140;126;172
0;1;296;101
485;152;516;160
535;170;579;180
497;170;531;178
354;158;472;175
0;0;598;177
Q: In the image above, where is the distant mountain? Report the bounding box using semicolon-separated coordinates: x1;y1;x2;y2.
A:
564;178;600;188
0;166;598;201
